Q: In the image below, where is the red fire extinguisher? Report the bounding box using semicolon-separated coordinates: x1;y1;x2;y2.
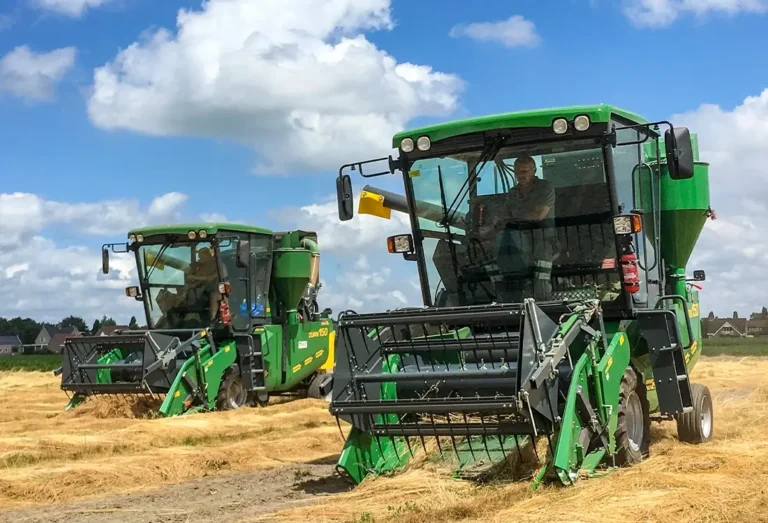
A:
621;252;641;293
219;299;232;326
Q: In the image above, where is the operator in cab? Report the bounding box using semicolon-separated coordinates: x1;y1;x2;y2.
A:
493;154;558;301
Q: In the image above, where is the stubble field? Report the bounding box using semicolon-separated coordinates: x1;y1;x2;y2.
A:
1;354;767;523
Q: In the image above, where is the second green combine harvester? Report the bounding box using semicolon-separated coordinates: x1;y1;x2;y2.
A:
330;104;715;486
58;224;335;416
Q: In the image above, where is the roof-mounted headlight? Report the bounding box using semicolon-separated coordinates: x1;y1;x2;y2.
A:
199;230;208;239
400;138;415;153
553;118;569;135
129;234;137;242
574;115;591;132
417;136;431;152
188;231;197;240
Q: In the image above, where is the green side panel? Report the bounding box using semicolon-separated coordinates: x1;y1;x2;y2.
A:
96;349;123;383
271;317;334;392
159;338;238;417
393;104;648;147
598;331;632;457
256;325;283;390
272;249;311;311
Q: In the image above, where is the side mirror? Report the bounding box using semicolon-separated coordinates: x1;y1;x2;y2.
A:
125;286;142;300
337;174;354;221
665;127;694;180
387;234;415;255
236;239;251;268
322;307;332;318
102;248;110;274
693;270;706;281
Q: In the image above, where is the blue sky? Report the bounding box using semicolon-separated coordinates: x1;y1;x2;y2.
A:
1;0;768;323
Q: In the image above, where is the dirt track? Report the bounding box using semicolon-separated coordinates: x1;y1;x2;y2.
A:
0;461;349;523
2;356;768;523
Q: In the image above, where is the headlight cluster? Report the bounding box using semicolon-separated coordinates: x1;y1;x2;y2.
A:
400;135;432;153
128;234;145;243
552;115;592;135
188;230;209;240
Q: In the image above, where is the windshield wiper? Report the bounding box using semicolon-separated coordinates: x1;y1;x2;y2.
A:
442;135;509;227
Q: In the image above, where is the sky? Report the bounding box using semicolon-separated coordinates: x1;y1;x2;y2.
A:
1;0;767;325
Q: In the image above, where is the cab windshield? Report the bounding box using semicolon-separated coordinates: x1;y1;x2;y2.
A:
410;140;621;307
137;241;220;329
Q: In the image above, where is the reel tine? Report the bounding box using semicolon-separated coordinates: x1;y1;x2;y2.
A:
513;433;524;462
478;414;493;461
429;413;444;455
462;413;477;461
404;435;415;459
389;435;403;464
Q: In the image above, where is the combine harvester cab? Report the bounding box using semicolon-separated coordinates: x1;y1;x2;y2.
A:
59;225;336;416
330;105;715;487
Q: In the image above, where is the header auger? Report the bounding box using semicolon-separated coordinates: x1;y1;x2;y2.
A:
57;224;336;416
329;105;714;487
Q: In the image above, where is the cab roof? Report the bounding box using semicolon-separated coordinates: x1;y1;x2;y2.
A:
392;104;648;147
127;222;273;238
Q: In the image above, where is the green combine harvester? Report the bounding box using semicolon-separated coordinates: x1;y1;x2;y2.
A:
57;224;336;416
329;104;715;486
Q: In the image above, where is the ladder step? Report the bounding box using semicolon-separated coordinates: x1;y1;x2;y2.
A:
677;375;689;381
659;344;678;352
251;369;265;374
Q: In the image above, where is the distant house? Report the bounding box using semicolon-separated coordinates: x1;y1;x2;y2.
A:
34;325;80;353
746;318;768;337
703;318;748;338
94;325;130;337
0;335;22;355
48;332;83;354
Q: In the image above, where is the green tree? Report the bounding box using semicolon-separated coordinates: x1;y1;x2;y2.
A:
61;316;88;334
91;318;102;336
129;316;139;329
100;316;117;327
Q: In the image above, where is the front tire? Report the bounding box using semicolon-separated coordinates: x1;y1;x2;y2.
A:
676;383;713;443
215;364;248;411
614;367;650;466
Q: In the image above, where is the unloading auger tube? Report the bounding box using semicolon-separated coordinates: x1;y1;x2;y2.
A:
330;297;634;487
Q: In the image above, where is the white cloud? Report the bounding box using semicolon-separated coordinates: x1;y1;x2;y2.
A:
30;0;114;17
86;0;463;174
0;191;192;323
0;192;188;243
449;15;542;48
624;0;768;27
673;89;768;316
0;45;76;102
0;237;141;323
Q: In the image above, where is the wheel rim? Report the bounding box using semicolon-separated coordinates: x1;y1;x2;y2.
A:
626;390;644;452
700;394;713;438
228;378;246;409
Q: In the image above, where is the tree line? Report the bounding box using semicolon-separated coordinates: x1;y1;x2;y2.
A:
0;315;140;345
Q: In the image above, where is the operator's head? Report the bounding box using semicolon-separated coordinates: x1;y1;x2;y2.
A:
514;155;537;185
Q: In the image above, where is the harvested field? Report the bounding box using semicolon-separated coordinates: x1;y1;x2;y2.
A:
1;356;767;522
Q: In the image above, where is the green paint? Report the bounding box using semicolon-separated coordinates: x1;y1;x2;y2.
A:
159;337;238;416
392;104;647;147
96;349;123;384
553;352;592;484
127;222;272;238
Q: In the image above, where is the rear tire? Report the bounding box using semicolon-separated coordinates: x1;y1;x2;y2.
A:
307;373;325;400
614;367;650;466
215;364;248;411
676;383;713;443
